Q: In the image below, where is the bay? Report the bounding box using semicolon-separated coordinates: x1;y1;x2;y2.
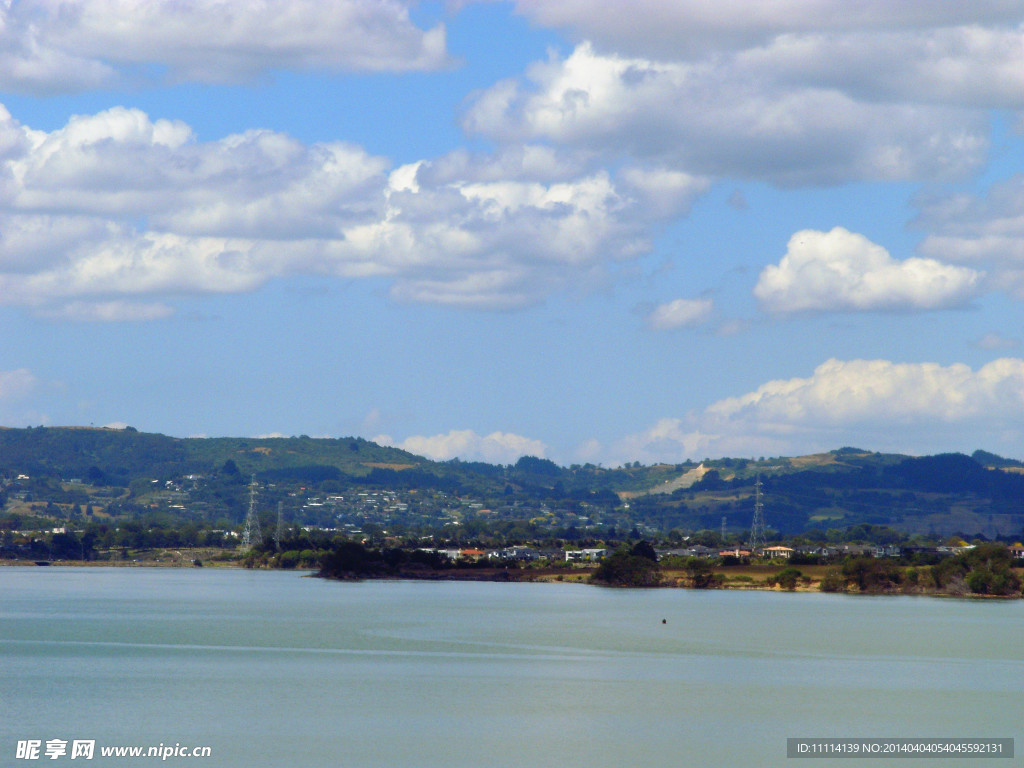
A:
1;567;1021;767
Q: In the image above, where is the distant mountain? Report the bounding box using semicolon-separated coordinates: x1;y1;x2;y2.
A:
1;427;1022;539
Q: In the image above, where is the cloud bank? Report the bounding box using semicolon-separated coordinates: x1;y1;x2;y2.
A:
608;358;1024;464
462;37;1005;186
0;3;1017;320
0;0;449;93
375;429;549;464
917;174;1024;299
0;105;708;317
374;358;1024;466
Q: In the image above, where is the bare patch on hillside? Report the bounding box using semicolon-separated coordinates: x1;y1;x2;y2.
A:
362;462;416;471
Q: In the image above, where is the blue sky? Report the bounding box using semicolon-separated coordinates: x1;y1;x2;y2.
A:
0;1;1022;466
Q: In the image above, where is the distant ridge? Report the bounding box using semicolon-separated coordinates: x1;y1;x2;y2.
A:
1;426;1022;538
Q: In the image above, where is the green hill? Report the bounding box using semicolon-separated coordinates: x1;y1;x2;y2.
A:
0;427;1022;539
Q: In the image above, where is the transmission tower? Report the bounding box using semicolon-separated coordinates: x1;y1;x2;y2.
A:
242;476;262;550
275;501;284;552
748;474;766;551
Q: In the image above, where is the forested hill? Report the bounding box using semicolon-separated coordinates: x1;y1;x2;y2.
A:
0;427;425;485
1;427;1023;538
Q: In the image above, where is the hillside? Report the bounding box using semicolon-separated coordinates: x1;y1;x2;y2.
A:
0;427;1022;539
0;426;428;482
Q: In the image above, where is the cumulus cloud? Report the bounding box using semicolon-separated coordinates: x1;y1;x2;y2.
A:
610;357;1024;463
917;174;1024;299
465;3;1024;186
0;0;449;92
646;298;713;330
754;227;982;313
510;1;1024;59
0;105;705;315
375;429;549;464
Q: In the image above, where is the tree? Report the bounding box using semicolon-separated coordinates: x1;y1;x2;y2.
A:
841;557;902;593
630;540;658;561
592;545;661;587
819;569;846;592
771;567;802;591
682;557;719;589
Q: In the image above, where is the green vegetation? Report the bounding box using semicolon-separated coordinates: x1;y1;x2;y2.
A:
591;542;662;587
1;429;1024;542
318;542;452;579
768;567;803;590
814;543;1023;597
679;556;722;588
1;427;1024;603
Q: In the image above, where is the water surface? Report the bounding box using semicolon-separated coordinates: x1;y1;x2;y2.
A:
1;567;1020;767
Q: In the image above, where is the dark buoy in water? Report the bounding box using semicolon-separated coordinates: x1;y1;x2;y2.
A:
662;619;667;624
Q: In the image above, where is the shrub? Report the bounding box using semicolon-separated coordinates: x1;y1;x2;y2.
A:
819;568;846;593
770;567;802;591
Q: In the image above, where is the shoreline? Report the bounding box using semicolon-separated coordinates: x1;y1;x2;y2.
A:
5;558;1021;599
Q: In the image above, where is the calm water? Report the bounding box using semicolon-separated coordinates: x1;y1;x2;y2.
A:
1;567;1021;767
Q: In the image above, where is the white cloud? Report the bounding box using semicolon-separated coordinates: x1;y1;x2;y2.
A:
646;298;713;330
754;227;982;313
705;358;1024;425
375;429;549;464
916;174;1024;299
467;0;1024;188
611;357;1024;463
510;1;1024;59
0;0;449;93
463;40;997;186
0;105;705;315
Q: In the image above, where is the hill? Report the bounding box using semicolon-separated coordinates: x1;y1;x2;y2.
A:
0;427;1022;540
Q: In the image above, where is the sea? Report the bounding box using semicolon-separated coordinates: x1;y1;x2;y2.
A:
1;566;1021;767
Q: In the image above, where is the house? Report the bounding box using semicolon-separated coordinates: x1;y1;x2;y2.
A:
795;545;839;558
839;544;873;557
937;544;975;555
658;545;718;559
418;547;463;560
872;545;903;558
762;546;794;559
488;546;540;562
564;548;606;562
688;545;721;558
719;548;751;558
